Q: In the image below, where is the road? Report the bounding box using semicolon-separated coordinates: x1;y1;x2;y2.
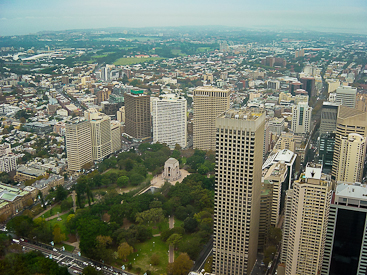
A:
19;239;132;275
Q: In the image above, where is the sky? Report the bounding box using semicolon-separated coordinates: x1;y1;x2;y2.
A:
0;0;366;36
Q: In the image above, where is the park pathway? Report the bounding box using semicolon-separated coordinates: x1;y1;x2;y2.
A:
168;215;175;263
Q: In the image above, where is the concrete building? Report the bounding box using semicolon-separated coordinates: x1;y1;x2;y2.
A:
193;86;230;151
331;106;367;180
273;132;296;152
258;185;272;250
335;86;357;108
152;96;187;149
291;102;312;134
116;106;125;123
319;102;339;135
213;108;265;275
0;154;17;173
85;109;112;161
337;133;366;183
162;158;181;181
65;119;93;171
326;79;340;93
111;120;122;153
321;182;367;275
281;163;332;275
267;80;280;90
125;90;151;139
268;117;285;136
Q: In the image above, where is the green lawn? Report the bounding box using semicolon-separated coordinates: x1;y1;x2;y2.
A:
42;204;62;219
127;236;169;275
151;219;169;235
47;213;70;239
171;49;186;56
174;219;183;228
55;243;74;252
114;57;163;65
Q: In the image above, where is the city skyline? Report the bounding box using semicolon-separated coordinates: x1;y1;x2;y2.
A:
0;0;366;36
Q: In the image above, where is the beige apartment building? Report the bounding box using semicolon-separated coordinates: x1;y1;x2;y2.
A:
86;110;112;161
111;120;122;153
213;109;265;275
65;119;92;171
331;106;367;180
337;133;366;183
193;86;230;151
281;163;332;275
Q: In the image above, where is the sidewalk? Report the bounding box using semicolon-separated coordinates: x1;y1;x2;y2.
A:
168;215;175;263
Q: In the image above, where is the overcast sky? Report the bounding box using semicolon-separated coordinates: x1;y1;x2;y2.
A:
0;0;366;36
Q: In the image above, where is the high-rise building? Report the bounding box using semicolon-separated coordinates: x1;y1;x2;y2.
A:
291;102;312;134
337;133;366;183
281;163;332;275
335;86;357;108
319;102;339;135
300;77;316;98
213;108;265;275
193;86;230;151
321;182;367;275
152;96;187;149
258;184;272;250
110;120;122;153
289;82;302;95
331;106;367;180
124;90;151;139
318;132;335;173
65;119;92;171
85;109;112;161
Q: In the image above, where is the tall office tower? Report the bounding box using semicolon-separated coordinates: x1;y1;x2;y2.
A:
300;77;316;98
110;120;122;153
85;109;112;161
213;108;265;275
263;162;288;227
321;183;367;275
291;102;312;134
319;102;339;135
318;133;335;173
335;86;357;108
152;96;187;149
281;163;332;275
65;119;92;171
258;184;272;250
331;106;367;180
337;133;366;183
193;86;230;151
289;82;302;95
124;90;151;139
280;188;293;264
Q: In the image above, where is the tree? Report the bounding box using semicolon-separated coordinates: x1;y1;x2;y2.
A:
150;253;160;266
135;208;164;224
167;253;193;275
263;245;277;266
166;233;182;248
183;217;198;233
53;224;66;244
268;226;282;246
55;185;68;202
117;242;133;261
117;176;129;187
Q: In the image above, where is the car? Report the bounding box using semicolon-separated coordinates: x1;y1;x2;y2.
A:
53;248;57;252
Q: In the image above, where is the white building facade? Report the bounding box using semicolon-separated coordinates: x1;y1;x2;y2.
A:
152;96;187;149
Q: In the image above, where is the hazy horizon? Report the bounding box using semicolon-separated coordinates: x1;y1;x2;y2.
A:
1;0;367;36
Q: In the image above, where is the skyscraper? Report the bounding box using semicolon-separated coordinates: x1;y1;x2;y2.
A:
336;133;366;183
65;119;92;171
152;96;187;149
335;86;357;108
319;102;339;135
331;106;367;180
85;109;112;161
300;77;316;98
291;101;312;134
193;86;230;151
281;163;332;275
213;108;265;275
321;183;367;275
124;90;151;139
